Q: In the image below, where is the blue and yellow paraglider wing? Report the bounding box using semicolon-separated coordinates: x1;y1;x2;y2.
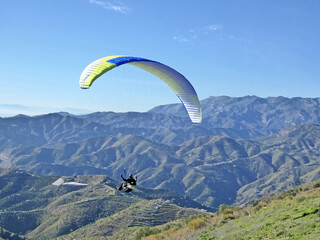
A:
79;56;202;123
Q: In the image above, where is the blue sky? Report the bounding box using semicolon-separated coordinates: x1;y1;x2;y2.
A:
1;0;320;116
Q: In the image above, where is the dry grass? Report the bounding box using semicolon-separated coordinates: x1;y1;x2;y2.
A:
188;218;207;230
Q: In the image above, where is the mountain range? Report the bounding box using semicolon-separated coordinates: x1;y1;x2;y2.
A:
1;96;320;209
0;169;211;239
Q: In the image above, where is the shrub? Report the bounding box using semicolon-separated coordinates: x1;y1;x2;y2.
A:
254;202;266;213
198;231;216;240
135;227;161;240
222;213;235;220
223;208;233;215
188;218;207;230
218;204;228;214
284;195;292;201
218;204;234;215
250;200;259;207
313;182;320;188
296;196;306;203
185;214;206;224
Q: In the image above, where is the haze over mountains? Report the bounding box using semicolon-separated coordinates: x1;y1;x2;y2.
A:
1;96;320;209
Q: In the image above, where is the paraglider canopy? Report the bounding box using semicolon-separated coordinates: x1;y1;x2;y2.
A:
79;55;202;123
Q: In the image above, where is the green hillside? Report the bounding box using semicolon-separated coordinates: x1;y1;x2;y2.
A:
59;199;207;240
135;180;320;240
